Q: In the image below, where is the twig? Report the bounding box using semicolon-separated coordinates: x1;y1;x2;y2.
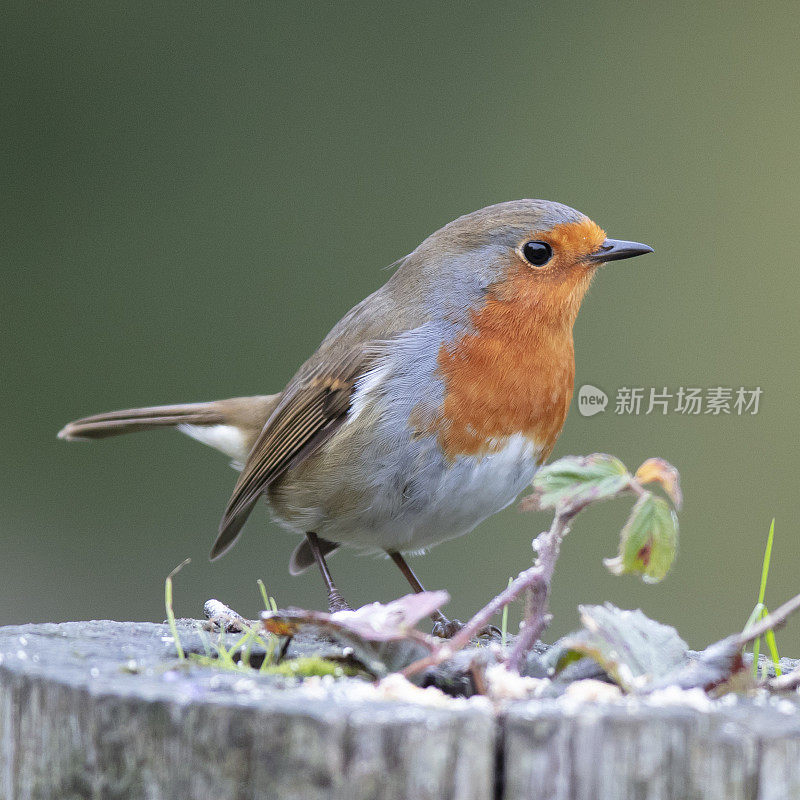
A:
506;507;580;672
402;468;661;679
403;503;585;679
401;564;547;677
505;475;648;671
767;665;800;692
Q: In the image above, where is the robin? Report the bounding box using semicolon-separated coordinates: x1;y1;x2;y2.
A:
59;199;652;633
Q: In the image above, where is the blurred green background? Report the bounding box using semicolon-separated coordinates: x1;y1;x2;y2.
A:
3;1;800;653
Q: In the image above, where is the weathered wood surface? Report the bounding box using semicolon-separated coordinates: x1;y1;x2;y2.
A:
1;622;800;800
0;621;493;800
503;699;800;800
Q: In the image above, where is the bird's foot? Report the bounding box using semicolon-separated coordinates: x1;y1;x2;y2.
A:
432;616;502;641
431;617;465;638
327;589;351;614
475;624;503;642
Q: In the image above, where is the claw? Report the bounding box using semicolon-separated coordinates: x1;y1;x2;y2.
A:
432;618;502;641
431;618;464;638
327;589;351;614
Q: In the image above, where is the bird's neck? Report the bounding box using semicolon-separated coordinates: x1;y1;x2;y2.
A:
433;286;580;462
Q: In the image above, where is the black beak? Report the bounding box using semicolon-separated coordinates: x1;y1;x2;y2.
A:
587;238;654;264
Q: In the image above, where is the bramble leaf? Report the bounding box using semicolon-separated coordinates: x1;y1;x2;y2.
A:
262;591;448;642
646;635;747;694
559;604;689;692
604;493;678;583
634;458;683;509
261;592;448;676
523;454;631;512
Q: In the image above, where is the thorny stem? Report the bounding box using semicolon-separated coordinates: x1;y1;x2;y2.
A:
402;474;648;679
402;501;589;679
628;478;648;499
505;506;582;672
401;565;546;677
504;476;647;672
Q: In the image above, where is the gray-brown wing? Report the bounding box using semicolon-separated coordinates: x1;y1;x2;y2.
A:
210;346;377;559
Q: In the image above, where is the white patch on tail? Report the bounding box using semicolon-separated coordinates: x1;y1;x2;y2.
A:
177;424;248;466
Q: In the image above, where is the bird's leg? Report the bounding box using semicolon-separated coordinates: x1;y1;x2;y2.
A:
387;550;462;637
387;550;501;641
306;532;350;613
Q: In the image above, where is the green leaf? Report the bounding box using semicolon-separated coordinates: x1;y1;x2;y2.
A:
751;520;780;676
164;558;190;661
559;603;689;692
257;579;272;611
524;454;631;512
758;519;775;608
501;576;513;648
763;616;782;677
604;493;678;583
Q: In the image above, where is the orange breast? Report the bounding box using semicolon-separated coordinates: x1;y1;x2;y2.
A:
434;309;574;462
430;219;604;462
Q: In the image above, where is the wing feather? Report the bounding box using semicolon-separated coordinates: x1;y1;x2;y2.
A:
209;346;377;559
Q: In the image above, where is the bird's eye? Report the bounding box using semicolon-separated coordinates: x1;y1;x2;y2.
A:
521;240;553;267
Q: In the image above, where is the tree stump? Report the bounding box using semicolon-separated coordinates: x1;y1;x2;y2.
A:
1;621;800;800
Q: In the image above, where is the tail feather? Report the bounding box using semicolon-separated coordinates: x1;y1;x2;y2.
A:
289;536;340;575
58;402;224;441
58;394;280;465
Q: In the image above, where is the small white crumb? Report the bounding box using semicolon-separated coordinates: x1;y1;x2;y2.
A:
297;673;461;707
563;679;622;703
776;699;798;715
375;673;456;707
615;663;636;687
644;686;713;712
484;663;548;701
296;675;338;700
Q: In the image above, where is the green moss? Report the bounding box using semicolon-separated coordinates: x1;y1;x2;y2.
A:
259;656;360;679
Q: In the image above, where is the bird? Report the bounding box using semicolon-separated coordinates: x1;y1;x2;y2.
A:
59;199;652;633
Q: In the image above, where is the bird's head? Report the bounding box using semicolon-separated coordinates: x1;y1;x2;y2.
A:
403;199;652;331
392;200;654;459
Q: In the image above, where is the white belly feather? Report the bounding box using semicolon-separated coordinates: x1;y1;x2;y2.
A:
372;432;542;552
294;430;542;554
